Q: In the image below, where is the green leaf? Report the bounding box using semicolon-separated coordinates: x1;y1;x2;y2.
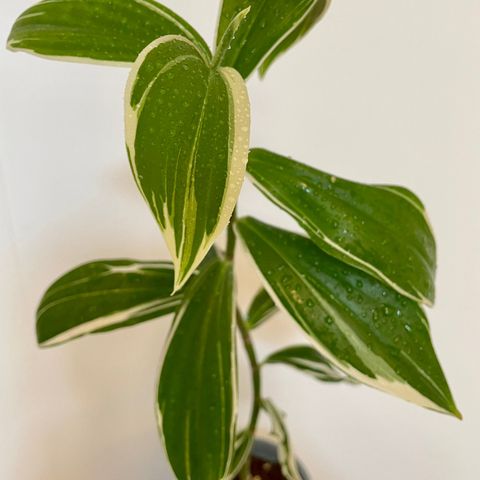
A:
7;0;210;65
213;7;251;69
125;36;250;291
259;0;331;77
227;430;255;479
236;217;460;418
248;148;436;306
216;0;325;79
227;308;262;479
198;245;220;269
157;260;237;480
36;259;182;347
262;399;303;480
246;288;277;330
264;345;349;383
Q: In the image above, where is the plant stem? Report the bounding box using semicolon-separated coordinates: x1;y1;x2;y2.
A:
226;209;237;260
237;310;261;418
236;308;262;473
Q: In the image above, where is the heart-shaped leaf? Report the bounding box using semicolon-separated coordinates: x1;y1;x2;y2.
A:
246;288;277;330
157;260;237;480
37;259;182;347
216;0;327;78
125;35;250;291
7;0;210;65
264;345;350;383
237;217;460;418
248;148;436;305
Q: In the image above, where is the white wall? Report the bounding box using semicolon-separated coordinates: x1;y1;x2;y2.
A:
1;1;479;479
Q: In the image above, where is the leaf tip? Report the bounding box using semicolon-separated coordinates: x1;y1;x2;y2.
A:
257;63;268;79
242;6;252;18
36;332;53;349
453;409;463;421
6;37;18;53
448;403;463;420
171;263;196;295
171;275;187;296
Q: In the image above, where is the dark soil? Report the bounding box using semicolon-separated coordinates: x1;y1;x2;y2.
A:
234;455;286;480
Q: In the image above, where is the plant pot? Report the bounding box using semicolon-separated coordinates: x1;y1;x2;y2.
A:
235;438;309;480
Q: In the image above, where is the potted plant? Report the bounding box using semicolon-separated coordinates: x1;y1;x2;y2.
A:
6;1;461;479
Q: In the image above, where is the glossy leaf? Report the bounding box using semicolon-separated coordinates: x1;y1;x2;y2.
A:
246;288;277;330
213;7;251;69
125;36;250;291
237;217;460;417
259;0;331;77
37;259;182;347
264;345;349;383
157;260;237;480
7;0;210;65
248;149;436;305
216;0;324;79
262;399;302;480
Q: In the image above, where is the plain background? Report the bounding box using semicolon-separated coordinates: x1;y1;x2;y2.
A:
1;1;479;479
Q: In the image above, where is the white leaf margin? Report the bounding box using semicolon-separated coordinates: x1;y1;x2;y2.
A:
125;35;250;291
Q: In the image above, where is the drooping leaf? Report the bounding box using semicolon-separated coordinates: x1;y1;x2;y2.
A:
37;259;182;347
236;217;460;418
248;149;436;305
7;0;210;65
246;288;277;330
157;260;237;480
259;0;331;77
125;35;250;291
216;0;326;79
262;399;303;480
264;345;349;383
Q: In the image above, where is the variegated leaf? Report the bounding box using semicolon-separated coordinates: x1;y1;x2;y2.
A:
216;0;328;78
236;217;460;418
157;260;237;480
259;0;331;77
125;35;250;291
7;0;210;65
37;259;182;347
246;288;277;330
248;149;436;305
262;399;303;480
213;7;251;69
227;431;255;479
264;345;349;383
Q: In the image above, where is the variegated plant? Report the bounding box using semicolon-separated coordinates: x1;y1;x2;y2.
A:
7;1;461;479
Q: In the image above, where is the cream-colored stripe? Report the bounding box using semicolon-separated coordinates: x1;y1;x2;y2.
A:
258;0;332;77
125;35;199;184
237;226;450;415
41;298;179;347
248;174;431;306
6;42;132;67
171;67;250;292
